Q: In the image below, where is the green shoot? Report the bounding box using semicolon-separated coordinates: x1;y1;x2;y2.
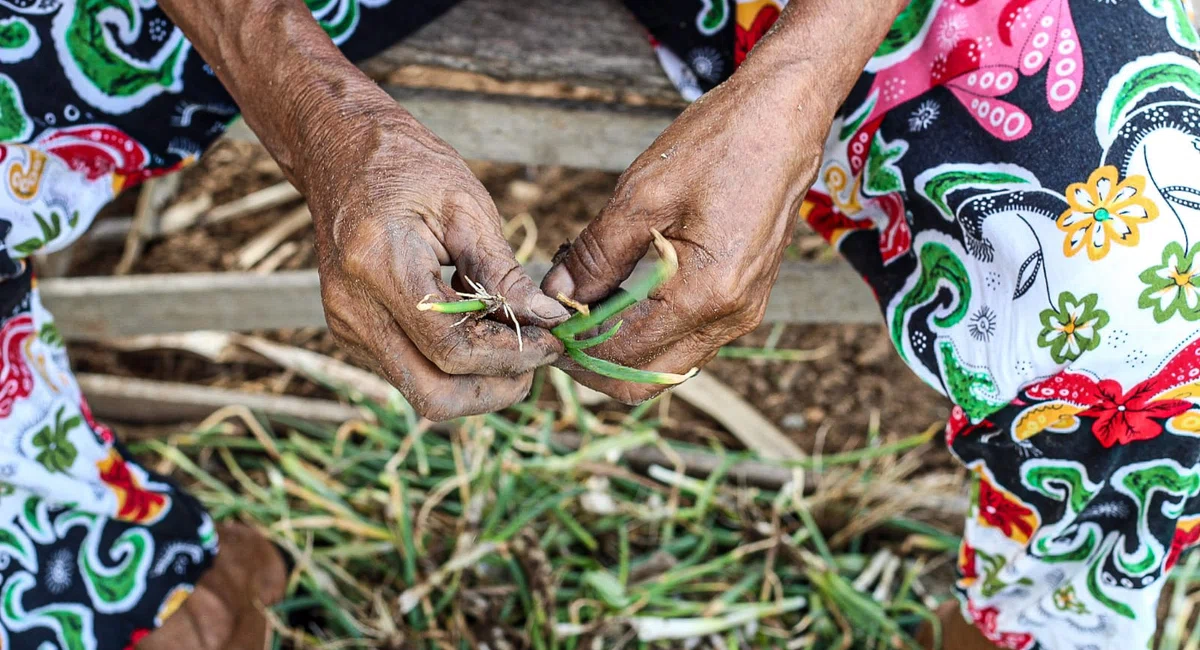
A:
566;348;697;385
417;296;488;314
413;230;693;386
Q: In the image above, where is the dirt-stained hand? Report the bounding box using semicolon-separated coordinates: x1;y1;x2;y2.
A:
309;107;569;421
542;64;831;404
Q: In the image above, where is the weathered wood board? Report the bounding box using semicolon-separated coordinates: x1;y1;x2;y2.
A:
41;263;879;340
359;0;681;102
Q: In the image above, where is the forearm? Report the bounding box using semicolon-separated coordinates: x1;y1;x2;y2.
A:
734;0;908;123
155;0;410;197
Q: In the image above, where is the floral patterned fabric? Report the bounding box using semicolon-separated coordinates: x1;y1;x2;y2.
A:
634;0;1200;648
0;0;459;647
1;0;1199;648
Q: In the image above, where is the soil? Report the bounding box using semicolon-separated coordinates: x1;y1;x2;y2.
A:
65;140;953;468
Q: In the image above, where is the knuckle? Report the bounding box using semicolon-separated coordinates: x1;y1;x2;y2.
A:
420;401;457;422
323;311;357;345
339;220;393;279
628;180;673;214
707;270;752;318
407;384;456;421
572;229;613;275
736;298;770;336
613;383;661;406
490;263;528;299
429;330;473;375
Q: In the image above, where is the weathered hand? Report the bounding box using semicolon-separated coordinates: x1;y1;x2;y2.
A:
542;65;829;403
308;108;569;420
155;0;573;421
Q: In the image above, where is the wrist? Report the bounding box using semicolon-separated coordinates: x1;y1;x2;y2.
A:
735;0;906;117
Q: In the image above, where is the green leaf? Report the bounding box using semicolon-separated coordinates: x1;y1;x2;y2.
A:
37;323;62;348
0;75;32;142
566;348;696;386
837;93;877;142
889;242;972;360
873;0;937;59
917;167;1033;218
1098;53;1200;144
0;17;32;50
938;340;1006;422
33;212;55;244
562;321;622;350
863;131;908;196
416;298;487;314
13;238;41;256
554;230;677;339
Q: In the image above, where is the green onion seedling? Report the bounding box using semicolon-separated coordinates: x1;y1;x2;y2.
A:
418;276;522;350
415;230;696;386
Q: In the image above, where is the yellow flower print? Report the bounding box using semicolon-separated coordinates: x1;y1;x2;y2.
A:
1057;166;1159;261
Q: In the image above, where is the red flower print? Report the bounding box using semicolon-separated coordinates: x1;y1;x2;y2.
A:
124;628;152;650
800;191;870;244
967;602;1035;650
977;474;1038;544
1167;516;1200;571
1080;378;1192;448
36;125;147;181
96;449;169;524
958;541;979;586
946;405;970;445
0;315;35;418
931;39;983;86
734;4;780;66
33;124;180;191
945;405;998;446
79;396;115;445
873;192;912;265
998;0;1040;46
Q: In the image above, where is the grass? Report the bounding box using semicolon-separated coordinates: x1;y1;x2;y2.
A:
129;369;962;650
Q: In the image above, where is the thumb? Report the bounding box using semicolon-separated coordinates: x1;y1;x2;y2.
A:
542;208;658;306
450;219;570;328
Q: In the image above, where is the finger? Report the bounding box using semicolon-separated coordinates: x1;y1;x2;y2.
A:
370;236;562;377
567;240;730;367
442;199;571;328
350;307;536;420
557;329;722;405
541;192;668;305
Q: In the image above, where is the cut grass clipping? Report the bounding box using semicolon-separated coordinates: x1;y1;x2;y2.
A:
133;388;961;649
419;230;696;386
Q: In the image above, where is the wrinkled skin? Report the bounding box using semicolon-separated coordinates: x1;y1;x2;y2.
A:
159;0;568;421
139;524;287;650
542;64;824;403
542;0;907;404
308;110;569;420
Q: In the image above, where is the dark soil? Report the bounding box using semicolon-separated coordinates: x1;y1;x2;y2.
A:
65;140;953;467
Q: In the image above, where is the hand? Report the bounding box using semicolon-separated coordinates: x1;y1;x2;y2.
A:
308;107;570;420
155;0;571;421
541;65;829;403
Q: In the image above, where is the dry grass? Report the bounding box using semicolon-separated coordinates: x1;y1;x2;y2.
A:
129;368;965;650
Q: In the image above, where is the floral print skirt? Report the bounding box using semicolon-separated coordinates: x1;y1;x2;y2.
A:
1;0;1199;648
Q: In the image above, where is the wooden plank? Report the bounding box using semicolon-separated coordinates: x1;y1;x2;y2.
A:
225;0;686;170
360;0;680;102
40;262;878;340
225;89;677;172
77;374;365;424
390;88;674;172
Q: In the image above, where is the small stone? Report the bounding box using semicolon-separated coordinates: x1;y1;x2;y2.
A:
507;179;542;204
781;412;806;430
803;406;826;425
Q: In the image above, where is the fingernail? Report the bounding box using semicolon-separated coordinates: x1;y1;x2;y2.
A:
541;265;575;297
531;294;571;322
